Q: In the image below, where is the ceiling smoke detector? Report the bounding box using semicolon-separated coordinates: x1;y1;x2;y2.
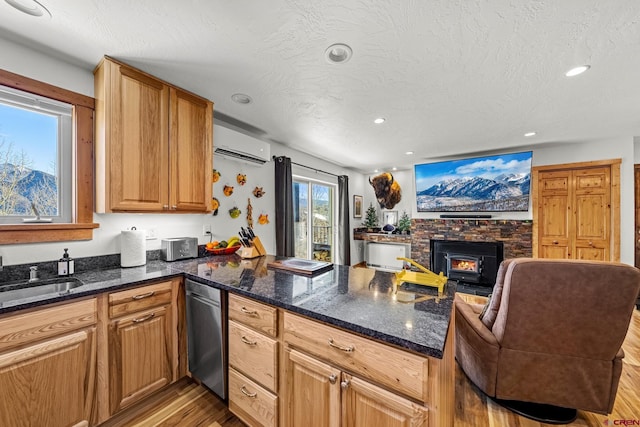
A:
5;0;51;17
231;93;252;105
325;43;352;64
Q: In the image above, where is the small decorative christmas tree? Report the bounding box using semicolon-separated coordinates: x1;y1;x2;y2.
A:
363;202;379;230
398;210;411;233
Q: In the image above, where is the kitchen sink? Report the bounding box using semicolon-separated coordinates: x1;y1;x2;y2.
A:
0;277;85;303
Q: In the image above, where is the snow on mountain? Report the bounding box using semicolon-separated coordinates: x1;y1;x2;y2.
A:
418;173;530;201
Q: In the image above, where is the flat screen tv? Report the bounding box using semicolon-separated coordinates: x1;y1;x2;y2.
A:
415;151;532;212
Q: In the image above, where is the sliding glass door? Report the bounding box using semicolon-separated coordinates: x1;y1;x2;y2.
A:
293;177;335;262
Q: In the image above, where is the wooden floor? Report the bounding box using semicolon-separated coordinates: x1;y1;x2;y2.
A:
100;307;640;427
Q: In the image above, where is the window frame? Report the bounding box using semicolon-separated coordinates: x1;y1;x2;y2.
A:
0;68;98;244
0;84;73;223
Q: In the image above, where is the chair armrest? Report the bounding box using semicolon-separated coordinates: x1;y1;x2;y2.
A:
455;297;500;347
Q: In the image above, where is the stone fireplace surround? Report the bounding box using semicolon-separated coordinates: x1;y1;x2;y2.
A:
410;219;533;294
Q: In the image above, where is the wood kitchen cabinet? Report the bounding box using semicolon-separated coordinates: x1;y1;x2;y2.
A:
283;312;435;427
227;294;279;427
0;298;98;427
107;280;177;415
284;349;428;427
94;56;213;213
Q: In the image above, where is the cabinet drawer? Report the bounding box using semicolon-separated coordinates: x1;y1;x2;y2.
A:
283;312;428;401
108;281;173;318
229;367;277;427
228;294;277;337
0;298;96;353
229;320;278;392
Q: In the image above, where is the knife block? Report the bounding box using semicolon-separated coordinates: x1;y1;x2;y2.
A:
238;236;267;259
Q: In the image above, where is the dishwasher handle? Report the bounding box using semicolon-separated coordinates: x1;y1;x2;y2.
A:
188;292;220;308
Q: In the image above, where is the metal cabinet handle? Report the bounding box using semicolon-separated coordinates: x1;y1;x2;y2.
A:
340;379;350;390
240;307;258;316
241;385;257;398
328;338;354;353
241;336;257;346
132;291;155;300
328;374;337;384
132;313;155;323
588;241;594;246
163;205;169;209
552;240;559;244
171;205;177;210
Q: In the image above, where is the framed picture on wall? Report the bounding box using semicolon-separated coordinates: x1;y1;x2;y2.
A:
353;195;363;218
383;210;398;226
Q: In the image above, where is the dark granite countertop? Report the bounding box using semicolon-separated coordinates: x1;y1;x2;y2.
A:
0;254;455;358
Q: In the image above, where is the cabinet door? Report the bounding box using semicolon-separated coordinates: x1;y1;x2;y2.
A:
0;328;96;427
169;87;213;212
573;167;610;261
284;349;341;427
342;373;428;427
110;64;170;211
109;304;173;414
536;170;572;259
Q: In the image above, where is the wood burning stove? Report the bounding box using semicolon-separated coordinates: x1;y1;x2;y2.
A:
447;254;482;283
430;240;504;287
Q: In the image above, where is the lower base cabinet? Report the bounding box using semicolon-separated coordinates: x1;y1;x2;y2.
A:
284;349;428;427
0;299;98;427
229;367;278;427
108;286;175;414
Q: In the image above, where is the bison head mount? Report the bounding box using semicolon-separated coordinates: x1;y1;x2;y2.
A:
369;172;402;210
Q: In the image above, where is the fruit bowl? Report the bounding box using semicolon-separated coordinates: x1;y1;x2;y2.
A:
205;245;241;255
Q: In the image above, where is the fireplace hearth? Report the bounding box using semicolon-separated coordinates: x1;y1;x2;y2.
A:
430;240;504;287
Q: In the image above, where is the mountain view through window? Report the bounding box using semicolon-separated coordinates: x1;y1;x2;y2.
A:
0;85;71;222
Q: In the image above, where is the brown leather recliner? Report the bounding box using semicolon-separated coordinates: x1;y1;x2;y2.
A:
455;258;640;419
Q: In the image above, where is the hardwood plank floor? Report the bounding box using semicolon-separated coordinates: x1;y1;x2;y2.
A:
100;307;640;427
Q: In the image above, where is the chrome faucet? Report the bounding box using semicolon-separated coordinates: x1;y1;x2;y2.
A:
28;266;38;282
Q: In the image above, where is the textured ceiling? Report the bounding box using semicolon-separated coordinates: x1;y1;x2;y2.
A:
1;0;639;173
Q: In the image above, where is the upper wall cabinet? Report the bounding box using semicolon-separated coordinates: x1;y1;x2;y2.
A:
94;57;213;213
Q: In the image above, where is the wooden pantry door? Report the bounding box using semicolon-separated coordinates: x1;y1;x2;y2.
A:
532;159;620;262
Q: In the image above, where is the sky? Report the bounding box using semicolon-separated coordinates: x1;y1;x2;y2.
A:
0;103;57;174
414;151;532;192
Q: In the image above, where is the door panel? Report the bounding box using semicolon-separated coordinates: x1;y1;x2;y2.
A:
112;65;169;211
534;164;613;261
284;349;340;427
0;329;96;427
342;373;428;427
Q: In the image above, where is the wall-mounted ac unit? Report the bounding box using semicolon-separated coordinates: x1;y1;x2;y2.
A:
214;124;271;165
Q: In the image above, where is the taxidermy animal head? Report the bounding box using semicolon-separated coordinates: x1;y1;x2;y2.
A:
369;172;402;209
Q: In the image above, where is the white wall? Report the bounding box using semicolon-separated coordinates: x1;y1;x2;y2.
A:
1;37;637;266
391;138;636;264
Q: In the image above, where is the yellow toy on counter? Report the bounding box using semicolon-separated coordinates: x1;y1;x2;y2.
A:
395;257;448;293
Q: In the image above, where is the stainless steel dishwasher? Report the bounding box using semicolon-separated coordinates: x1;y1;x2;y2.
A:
185;279;226;399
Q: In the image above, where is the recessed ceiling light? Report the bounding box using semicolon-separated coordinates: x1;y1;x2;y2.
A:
5;0;50;17
325;43;352;64
374;169;379;173
405;151;414;155
374;117;385;124
565;65;590;77
231;93;252;104
392;167;397;171
524;132;536;137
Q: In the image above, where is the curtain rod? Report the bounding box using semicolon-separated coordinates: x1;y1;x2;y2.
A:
273;155;341;178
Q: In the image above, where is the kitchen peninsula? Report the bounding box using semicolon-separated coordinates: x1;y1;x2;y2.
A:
0;254;455;426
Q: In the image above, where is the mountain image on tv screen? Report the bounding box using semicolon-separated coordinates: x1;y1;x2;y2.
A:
414;151;532;212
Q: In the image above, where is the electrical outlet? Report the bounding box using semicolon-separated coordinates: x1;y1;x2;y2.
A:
203;224;211;236
146;228;157;240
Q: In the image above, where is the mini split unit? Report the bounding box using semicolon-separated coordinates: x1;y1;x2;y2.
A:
213;125;271;165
